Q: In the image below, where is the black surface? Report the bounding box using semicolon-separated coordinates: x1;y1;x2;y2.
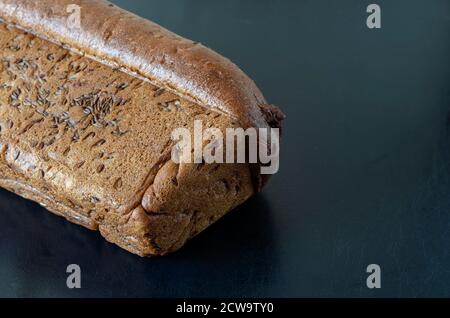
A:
1;0;450;297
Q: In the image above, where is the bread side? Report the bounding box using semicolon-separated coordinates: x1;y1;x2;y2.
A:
0;23;254;256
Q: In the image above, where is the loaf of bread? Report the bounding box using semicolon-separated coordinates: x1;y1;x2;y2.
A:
0;0;284;256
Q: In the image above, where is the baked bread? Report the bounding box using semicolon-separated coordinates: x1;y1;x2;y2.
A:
0;0;284;256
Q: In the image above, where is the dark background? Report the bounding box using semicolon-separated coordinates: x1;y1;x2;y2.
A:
1;0;450;297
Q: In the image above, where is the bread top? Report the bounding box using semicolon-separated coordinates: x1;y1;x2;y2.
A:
0;0;283;130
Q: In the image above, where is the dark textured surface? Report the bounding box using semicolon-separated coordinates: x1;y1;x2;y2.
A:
1;0;450;297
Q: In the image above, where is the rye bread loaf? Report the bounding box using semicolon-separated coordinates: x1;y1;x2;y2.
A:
0;0;284;256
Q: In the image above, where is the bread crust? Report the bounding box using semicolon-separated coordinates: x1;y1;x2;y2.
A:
0;0;284;256
0;0;272;129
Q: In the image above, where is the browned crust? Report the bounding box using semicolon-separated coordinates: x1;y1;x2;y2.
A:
0;0;284;256
0;177;98;229
99;161;255;256
0;0;274;129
